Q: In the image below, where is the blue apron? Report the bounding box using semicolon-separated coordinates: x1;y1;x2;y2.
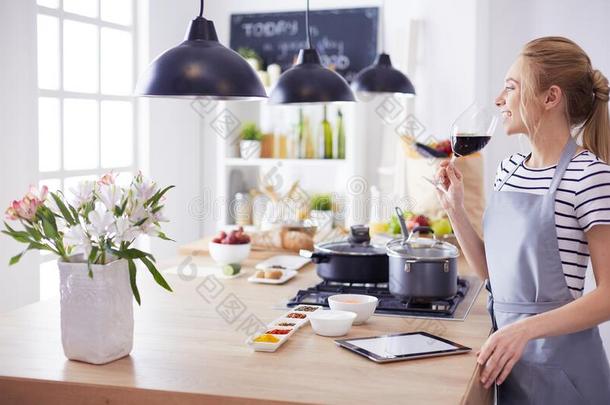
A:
483;136;610;405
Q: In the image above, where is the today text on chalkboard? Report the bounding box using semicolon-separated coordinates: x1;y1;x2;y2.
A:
230;8;379;82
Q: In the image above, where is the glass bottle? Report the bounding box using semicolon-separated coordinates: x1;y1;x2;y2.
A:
322;105;333;159
337;108;346;159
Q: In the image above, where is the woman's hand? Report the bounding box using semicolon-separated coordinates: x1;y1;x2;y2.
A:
435;160;465;216
477;320;532;388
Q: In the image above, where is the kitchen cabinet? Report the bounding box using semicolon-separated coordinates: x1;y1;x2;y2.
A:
0;245;492;404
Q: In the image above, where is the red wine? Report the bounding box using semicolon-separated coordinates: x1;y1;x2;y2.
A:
451;134;491;156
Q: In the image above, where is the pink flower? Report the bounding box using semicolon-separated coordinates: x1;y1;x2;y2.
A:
98;172;116;186
5;185;49;221
26;185;48;202
4;206;18;221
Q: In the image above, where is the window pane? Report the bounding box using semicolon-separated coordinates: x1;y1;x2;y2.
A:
37;15;59;90
63;20;98;93
40;260;59;301
38;97;61;172
63;0;98;18
38;0;59;8
101;101;133;167
101;0;132;25
101;28;133;95
115;171;133;188
63;99;98;170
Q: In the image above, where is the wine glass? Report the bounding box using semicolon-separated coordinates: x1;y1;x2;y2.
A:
424;102;498;192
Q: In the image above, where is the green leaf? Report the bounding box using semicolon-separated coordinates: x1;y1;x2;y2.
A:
28;241;55;252
41;216;58;239
133;217;148;227
156;231;175;242
128;259;141;305
51;192;75;225
2;230;31;244
145;185;175;208
140;256;172;292
24;225;42;241
116;198;128;216
9;251;25;265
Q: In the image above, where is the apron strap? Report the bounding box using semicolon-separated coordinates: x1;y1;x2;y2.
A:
549;136;578;193
496;155;525;191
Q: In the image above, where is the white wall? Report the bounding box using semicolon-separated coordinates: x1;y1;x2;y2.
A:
142;0;207;259
0;0;40;311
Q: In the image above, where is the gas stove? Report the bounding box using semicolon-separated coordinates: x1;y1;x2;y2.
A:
286;275;483;320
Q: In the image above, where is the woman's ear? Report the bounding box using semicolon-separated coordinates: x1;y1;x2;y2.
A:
543;85;563;110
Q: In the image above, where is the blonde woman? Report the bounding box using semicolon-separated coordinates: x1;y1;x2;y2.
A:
436;36;610;404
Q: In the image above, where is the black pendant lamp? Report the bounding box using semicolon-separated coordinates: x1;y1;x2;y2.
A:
351;4;415;96
135;0;266;99
269;0;355;104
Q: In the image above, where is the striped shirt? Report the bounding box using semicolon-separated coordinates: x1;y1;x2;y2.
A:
493;150;610;298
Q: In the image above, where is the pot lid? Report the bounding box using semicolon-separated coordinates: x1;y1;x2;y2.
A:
385;237;459;260
315;240;387;256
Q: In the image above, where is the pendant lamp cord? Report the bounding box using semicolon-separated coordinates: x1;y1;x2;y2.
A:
380;0;385;52
306;0;312;48
199;0;204;17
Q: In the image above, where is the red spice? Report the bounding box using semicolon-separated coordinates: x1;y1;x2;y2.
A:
287;313;306;319
266;328;292;335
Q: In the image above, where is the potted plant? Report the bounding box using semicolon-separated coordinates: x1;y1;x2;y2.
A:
2;172;173;364
309;194;333;233
240;122;263;159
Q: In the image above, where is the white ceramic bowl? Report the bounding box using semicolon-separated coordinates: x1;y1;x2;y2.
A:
328;294;378;325
208;241;251;265
308;310;357;337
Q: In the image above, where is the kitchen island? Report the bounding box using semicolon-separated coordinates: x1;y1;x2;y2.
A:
0;244;492;404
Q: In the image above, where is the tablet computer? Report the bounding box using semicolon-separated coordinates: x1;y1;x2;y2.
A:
335;331;471;363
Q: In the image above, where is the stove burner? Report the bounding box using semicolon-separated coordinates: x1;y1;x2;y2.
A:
286;278;469;318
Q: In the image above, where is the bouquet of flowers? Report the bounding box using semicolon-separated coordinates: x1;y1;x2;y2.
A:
2;172;173;304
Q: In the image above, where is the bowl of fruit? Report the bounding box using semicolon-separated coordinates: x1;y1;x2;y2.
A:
388;211;455;242
209;227;252;269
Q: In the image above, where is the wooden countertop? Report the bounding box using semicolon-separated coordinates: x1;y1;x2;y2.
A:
0;246;492;405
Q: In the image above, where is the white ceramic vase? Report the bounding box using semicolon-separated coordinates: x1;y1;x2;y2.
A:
240;140;261;159
58;258;134;365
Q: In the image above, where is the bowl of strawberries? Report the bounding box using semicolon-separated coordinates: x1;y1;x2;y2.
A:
209;227;251;265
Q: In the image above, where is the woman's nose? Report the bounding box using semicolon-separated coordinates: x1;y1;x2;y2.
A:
495;93;505;108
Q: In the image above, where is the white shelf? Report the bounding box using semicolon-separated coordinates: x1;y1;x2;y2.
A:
225;157;347;167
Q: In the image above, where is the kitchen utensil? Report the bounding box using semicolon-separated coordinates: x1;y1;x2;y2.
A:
299;225;389;283
248;269;297;285
328;294;378;325
386;226;460;299
208;241;251;265
414;142;448;158
394;207;409;244
308;310;357;337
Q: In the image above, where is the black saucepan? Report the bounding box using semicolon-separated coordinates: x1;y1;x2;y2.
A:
299;225;389;283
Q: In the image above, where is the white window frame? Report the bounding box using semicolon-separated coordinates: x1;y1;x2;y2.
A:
36;0;140;297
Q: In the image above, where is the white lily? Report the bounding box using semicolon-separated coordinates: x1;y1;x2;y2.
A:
63;224;92;257
70;180;95;208
98;183;122;212
113;217;140;244
133;174;157;202
86;203;114;239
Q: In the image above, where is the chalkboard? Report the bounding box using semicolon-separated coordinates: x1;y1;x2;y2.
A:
230;8;378;82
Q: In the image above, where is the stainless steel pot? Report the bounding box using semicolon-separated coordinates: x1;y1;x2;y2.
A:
386;225;460;299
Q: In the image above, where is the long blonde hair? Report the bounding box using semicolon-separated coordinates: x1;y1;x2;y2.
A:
519;36;610;162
